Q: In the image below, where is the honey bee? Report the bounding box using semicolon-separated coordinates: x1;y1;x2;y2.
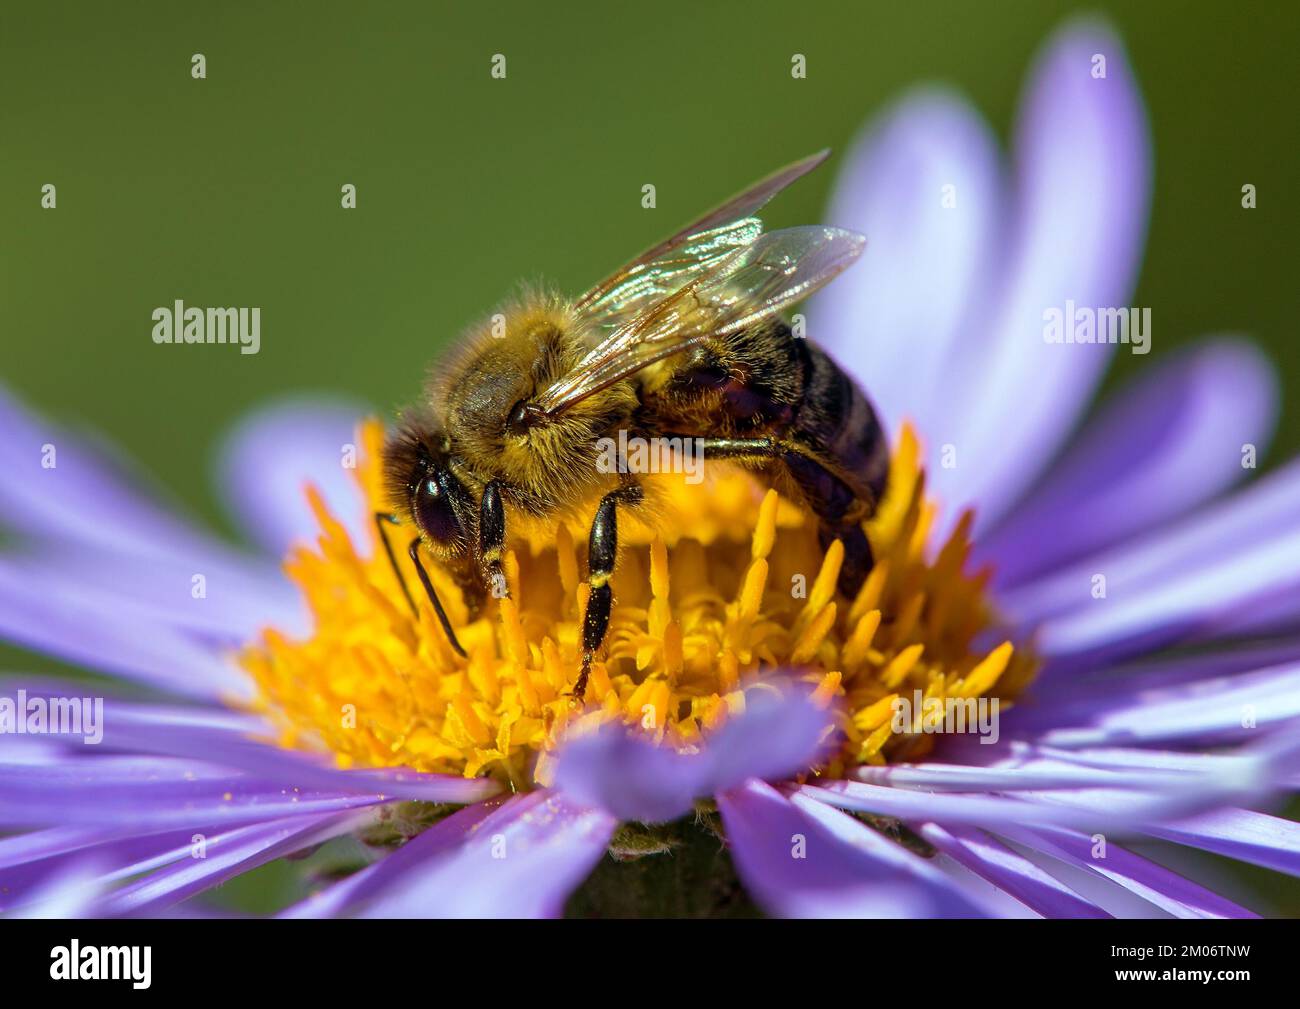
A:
378;150;888;699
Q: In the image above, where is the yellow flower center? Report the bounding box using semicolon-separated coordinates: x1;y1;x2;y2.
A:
241;420;1038;790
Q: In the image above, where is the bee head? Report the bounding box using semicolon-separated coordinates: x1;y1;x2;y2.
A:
382;422;474;558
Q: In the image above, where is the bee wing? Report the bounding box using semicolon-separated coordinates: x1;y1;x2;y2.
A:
534;225;865;414
573;149;831;319
572;216;765;333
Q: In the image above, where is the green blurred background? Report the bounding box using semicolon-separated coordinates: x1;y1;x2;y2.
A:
2;1;1297;914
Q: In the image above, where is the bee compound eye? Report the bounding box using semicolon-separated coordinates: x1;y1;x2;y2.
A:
413;470;465;547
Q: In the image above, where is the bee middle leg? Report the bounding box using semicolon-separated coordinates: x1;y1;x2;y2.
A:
572;482;644;702
682;436;873;598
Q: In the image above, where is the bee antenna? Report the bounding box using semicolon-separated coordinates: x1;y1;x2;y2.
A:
374;512;418;616
407;537;468;658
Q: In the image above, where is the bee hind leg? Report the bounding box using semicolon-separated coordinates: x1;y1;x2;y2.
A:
675;436;874;598
572;483;643;702
782;450;874;598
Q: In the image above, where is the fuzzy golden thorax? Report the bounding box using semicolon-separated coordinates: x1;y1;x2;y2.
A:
411;294;639;520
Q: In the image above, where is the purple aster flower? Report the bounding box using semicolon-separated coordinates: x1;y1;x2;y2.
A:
2;16;1298;919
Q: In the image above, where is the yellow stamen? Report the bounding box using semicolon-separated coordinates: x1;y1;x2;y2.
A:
241;420;1038;786
790;602;837;665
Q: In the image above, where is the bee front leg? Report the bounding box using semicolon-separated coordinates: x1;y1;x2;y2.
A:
478;481;510;602
572;483;643;702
